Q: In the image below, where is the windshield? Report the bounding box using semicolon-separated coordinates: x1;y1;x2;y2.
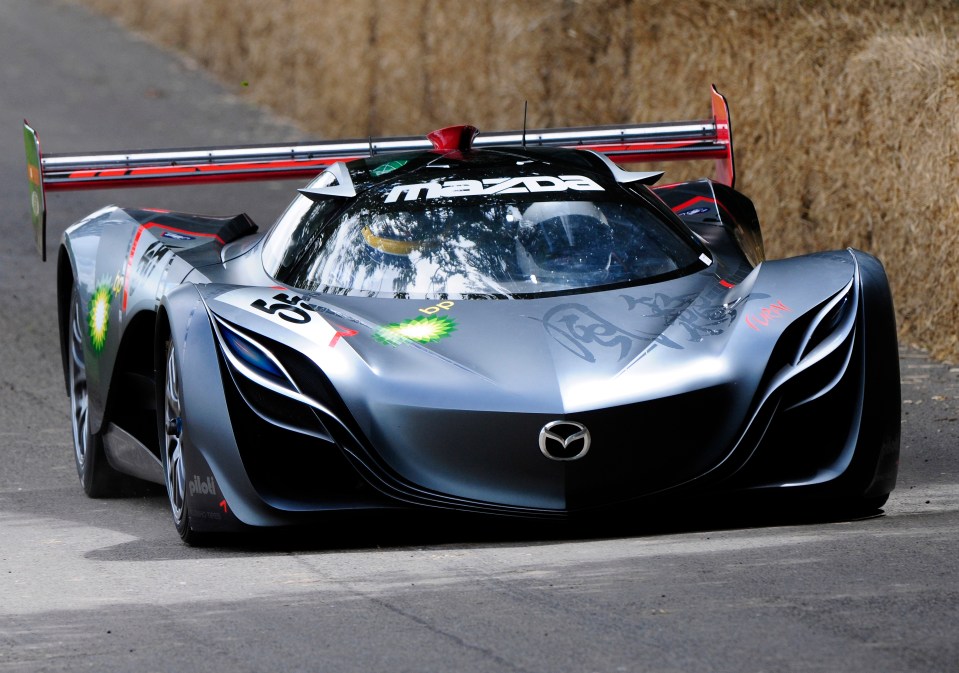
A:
263;167;707;299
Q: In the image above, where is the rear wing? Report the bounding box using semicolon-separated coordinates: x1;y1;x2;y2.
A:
24;85;734;261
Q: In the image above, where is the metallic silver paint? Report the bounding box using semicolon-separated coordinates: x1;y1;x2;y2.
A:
50;141;898;532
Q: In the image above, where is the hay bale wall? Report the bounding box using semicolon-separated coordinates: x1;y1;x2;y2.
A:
78;0;959;361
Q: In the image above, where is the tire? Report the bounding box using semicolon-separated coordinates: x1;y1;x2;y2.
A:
162;341;206;545
68;286;123;497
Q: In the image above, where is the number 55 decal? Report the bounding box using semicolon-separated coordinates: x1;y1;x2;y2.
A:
250;293;312;324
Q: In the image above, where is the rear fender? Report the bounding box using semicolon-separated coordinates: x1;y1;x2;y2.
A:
56;245;75;395
58;207;137;434
653;179;763;270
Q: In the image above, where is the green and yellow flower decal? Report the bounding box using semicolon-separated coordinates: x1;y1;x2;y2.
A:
88;283;112;352
373;315;456;346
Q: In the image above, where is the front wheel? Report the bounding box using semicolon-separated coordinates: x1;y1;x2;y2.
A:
68;286;122;497
162;341;206;545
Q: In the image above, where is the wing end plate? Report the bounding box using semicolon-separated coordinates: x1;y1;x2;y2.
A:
23;121;47;262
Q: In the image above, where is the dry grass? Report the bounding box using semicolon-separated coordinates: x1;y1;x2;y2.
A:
78;0;959;361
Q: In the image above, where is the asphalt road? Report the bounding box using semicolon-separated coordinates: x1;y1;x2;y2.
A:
1;1;958;671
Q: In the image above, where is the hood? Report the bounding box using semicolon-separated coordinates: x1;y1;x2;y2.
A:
205;252;857;417
201;252;859;511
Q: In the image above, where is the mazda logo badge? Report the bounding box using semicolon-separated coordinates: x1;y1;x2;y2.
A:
539;421;591;461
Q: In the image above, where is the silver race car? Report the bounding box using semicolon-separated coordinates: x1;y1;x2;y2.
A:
25;87;900;543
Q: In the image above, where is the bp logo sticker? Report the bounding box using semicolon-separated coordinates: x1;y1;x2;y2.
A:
88;283;112;352
373;315;456;346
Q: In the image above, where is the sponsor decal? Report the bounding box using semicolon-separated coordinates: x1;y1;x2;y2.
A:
124;240;171;312
745;300;791;331
678;207;710;217
122;223;222;311
245;291;459;347
111;271;124;299
221;289;360;349
247;292;460;347
373;315;456;346
88;282;112;352
419;300;454;315
385;174;604;203
162;230;195;241
370;159;409;177
190;510;222;521
188;475;217;497
374;300;456;346
24;124;44;255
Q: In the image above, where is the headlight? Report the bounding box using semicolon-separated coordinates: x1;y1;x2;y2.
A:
210;314;338;442
776;275;858;411
794;277;857;367
213;315;298;394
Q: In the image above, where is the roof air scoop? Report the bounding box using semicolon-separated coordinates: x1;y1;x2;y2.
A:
585;151;663;186
427;125;480;152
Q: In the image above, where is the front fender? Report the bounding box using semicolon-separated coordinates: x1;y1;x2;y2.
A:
160;284;287;529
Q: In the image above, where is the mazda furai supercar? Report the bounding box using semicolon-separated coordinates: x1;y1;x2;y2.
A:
25;87;900;543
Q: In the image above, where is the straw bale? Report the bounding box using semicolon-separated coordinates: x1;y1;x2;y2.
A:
74;0;959;361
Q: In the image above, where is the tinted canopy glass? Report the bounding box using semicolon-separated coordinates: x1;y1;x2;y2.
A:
263;155;707;299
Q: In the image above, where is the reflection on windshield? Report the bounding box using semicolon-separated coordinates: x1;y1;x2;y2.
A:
300;203;520;296
266;191;703;299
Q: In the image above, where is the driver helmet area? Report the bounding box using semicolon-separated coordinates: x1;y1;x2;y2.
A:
513;201;615;280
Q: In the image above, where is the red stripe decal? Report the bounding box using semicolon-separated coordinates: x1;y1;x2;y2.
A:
670;196;718;213
329;327;359;348
151;223;224;245
122;226;147;311
122;222;224;310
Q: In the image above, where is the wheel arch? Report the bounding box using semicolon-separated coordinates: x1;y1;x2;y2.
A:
153;288;257;536
56;244;76;395
852;249;900;496
100;308;162;456
153;305;172;450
